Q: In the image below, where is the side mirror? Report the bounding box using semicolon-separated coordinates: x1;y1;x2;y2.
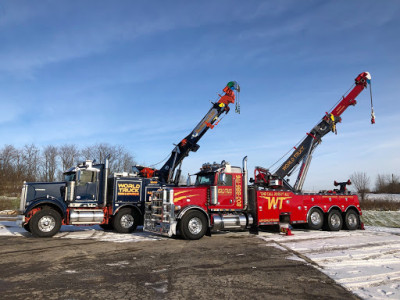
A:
186;174;192;186
219;173;226;185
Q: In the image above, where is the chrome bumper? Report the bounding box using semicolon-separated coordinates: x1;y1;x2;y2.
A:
16;215;25;227
144;218;177;237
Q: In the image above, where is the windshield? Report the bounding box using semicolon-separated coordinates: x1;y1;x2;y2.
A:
64;172;76;182
195;173;215;186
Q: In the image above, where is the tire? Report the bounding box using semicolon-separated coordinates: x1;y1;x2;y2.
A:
112;208;138;233
100;223;113;231
344;209;359;230
23;223;31;232
327;210;343;231
179;210;207;240
29;208;62;237
307;208;324;230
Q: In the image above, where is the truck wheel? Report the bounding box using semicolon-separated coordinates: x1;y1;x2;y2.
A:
344;209;359;230
23;223;31;232
327;210;343;231
29;208;62;237
113;208;138;233
307;208;323;230
179;210;207;240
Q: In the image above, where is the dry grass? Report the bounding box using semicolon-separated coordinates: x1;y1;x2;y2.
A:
360;199;400;211
0;197;19;211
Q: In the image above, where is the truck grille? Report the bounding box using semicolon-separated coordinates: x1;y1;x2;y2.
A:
144;188;176;236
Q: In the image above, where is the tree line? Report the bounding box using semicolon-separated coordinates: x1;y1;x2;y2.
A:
350;171;400;201
0;143;136;196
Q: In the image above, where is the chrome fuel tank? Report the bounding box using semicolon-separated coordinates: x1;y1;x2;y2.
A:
69;209;104;224
211;213;252;231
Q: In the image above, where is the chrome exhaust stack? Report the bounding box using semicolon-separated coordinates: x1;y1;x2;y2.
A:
103;154;111;207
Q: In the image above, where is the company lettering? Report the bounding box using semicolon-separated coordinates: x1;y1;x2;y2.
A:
117;183;141;196
266;197;291;209
235;175;242;207
281;145;305;171
218;188;232;195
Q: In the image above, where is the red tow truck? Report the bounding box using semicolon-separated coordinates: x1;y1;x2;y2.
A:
144;72;374;239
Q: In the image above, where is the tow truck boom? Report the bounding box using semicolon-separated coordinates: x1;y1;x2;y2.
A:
255;72;373;191
137;81;240;184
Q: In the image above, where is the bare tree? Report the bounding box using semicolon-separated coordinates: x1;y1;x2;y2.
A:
0;144;49;193
80;145;99;162
0;145;18;194
59;144;80;171
112;145;136;173
0;145;17;169
23;144;40;182
120;151;136;173
350;171;370;201
41;145;59;182
14;148;26;186
375;173;400;194
375;174;388;192
81;143;136;173
0;142;136;195
388;174;400;193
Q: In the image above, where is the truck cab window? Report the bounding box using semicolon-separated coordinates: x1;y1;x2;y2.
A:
78;170;97;186
195;173;215;186
64;172;76;182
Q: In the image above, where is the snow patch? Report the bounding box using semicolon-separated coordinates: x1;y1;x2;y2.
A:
106;261;130;267
0;221;165;242
366;194;400;202
265;243;287;252
145;280;169;294
259;227;400;299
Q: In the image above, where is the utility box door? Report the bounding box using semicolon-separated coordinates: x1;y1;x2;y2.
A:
114;179;142;203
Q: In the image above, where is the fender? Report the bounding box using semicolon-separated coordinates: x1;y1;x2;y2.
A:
25;197;67;218
176;205;211;227
113;204;142;216
306;205;324;222
327;205;343;213
345;205;361;214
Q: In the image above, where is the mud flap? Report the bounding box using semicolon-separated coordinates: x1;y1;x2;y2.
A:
206;227;212;237
249;225;259;235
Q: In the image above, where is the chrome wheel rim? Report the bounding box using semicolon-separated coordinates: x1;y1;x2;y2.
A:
330;214;341;227
38;215;56;232
347;214;357;226
188;217;202;235
310;211;322;226
120;214;134;228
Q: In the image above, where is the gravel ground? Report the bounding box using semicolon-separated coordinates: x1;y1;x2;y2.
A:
0;229;358;300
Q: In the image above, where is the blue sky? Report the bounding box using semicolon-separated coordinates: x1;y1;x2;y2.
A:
0;0;399;191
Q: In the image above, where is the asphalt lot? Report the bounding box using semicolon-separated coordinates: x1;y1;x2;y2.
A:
0;229;359;300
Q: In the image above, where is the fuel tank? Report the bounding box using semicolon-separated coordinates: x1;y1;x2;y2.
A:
211;213;253;231
69;209;104;224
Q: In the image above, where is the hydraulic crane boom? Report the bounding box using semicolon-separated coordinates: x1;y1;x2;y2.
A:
137;81;240;184
254;72;373;191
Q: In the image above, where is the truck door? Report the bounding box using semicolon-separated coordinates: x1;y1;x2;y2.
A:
74;170;99;202
209;173;236;210
218;173;234;208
